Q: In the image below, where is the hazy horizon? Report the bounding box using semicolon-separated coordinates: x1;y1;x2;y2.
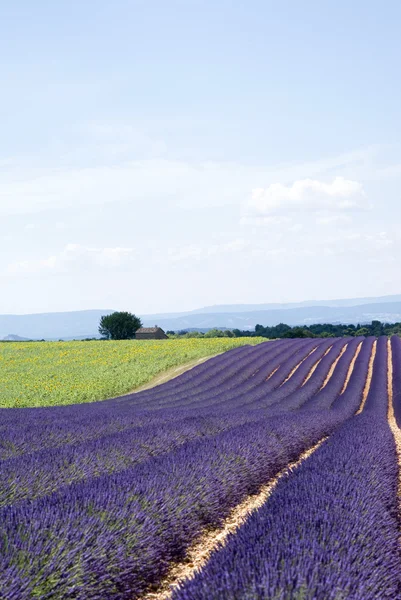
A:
1;291;401;317
1;1;400;314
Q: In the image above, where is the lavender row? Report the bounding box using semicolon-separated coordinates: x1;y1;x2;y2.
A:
123;343;262;398
177;337;346;415
391;335;401;427
0;339;316;460
0;410;356;599
0;344;272;459
163;338;323;411
0;337;372;505
260;335;373;419
0;340;283;427
0;337;354;467
173;337;399;600
301;336;364;410
0;404;325;506
0;338;375;598
130;338;314;410
331;336;375;411
0;338;356;504
122;341;284;406
248;337;351;412
0;337;342;468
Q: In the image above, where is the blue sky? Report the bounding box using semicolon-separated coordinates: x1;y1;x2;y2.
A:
1;0;400;314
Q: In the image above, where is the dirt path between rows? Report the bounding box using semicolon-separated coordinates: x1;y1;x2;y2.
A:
387;339;401;505
139;337;390;600
356;339;377;414
340;341;362;394
123;354;222;396
140;435;328;600
280;345;319;385
302;345;332;386
320;343;348;390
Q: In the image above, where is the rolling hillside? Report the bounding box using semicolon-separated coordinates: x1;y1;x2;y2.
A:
1;295;401;339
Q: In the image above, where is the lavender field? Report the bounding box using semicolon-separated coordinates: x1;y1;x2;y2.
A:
1;336;401;599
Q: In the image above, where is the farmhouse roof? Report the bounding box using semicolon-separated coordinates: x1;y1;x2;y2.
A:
136;327;164;334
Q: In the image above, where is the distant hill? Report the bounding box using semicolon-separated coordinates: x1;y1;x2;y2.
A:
142;301;401;331
0;310;114;340
1;334;32;342
144;294;401;319
0;295;400;339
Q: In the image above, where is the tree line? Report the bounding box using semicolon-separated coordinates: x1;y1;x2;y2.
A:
232;320;401;339
172;320;401;339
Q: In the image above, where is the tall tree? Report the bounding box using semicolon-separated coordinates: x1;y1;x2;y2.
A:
99;312;142;340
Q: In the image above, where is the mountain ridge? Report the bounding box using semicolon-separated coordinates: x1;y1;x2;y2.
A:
0;294;400;339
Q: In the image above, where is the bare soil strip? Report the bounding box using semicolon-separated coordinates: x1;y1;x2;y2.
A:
138;340;384;600
279;346;318;386
302;345;333;386
266;366;280;381
387;339;401;503
356;340;377;414
340;342;362;394
140;436;328;600
320;343;348;390
128;355;220;395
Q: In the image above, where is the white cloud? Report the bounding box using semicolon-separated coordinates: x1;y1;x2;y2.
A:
164;239;248;263
0;147;380;218
288;223;303;232
316;214;352;225
239;215;291;226
318;230;398;259
5;238;249;274
1;139;400;314
246;177;366;217
7;244;137;275
8;255;58;275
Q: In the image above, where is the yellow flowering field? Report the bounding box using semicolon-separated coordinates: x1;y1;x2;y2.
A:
0;338;264;408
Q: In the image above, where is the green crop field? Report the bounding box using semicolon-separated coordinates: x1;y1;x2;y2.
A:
0;338;264;408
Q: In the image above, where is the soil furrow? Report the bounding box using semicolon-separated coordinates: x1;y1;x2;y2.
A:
140;436;328;600
340;341;362;394
319;343;348;390
280;346;318;386
356;339;377;414
302;345;332;386
387;338;401;500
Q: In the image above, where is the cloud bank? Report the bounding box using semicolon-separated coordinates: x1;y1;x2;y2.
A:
247;177;366;217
